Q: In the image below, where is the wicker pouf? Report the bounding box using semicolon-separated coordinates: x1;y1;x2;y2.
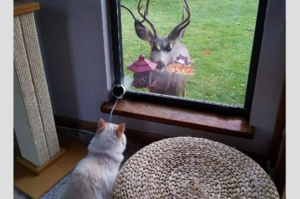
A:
112;137;279;199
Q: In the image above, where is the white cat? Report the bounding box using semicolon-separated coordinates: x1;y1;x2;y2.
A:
59;119;127;199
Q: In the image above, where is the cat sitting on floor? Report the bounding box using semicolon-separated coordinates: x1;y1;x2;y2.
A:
59;119;127;199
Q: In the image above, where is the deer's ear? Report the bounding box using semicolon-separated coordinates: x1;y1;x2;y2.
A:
168;20;190;45
134;21;154;44
96;118;106;135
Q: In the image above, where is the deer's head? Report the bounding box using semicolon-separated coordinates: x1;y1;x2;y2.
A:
122;0;191;70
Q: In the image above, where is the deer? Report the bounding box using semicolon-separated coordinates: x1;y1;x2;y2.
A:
121;0;191;97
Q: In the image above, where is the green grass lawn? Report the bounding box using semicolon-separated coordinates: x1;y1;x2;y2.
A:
120;0;259;106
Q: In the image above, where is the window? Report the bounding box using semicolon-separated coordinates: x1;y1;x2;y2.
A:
109;0;268;117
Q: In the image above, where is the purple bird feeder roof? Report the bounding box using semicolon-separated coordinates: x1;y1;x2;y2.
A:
127;55;157;73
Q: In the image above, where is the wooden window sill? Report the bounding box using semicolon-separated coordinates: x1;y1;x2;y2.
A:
100;97;254;139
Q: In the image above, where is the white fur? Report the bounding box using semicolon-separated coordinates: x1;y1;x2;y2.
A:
59;123;127;199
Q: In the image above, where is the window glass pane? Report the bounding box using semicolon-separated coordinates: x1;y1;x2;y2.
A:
120;0;259;106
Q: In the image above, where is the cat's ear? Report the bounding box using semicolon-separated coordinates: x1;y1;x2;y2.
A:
116;123;125;139
96;118;106;135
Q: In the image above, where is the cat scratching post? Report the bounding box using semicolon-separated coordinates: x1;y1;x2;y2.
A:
14;5;60;167
14;2;88;198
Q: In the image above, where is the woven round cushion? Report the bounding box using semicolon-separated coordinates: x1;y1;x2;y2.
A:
112;137;279;199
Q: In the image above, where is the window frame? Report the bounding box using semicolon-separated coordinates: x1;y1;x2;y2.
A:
108;0;269;118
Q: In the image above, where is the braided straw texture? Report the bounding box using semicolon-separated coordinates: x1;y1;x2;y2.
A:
14;15;50;166
18;13;60;158
112;137;279;199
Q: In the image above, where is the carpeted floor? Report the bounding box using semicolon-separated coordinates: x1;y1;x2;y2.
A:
13;127;147;199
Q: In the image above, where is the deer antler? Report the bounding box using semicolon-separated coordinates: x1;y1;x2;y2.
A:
169;0;190;40
181;0;190;22
120;5;146;23
137;0;158;37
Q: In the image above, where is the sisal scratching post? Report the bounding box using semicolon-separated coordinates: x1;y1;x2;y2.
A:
18;12;60;158
14;15;50;166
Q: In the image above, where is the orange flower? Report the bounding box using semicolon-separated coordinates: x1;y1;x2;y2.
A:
166;63;194;75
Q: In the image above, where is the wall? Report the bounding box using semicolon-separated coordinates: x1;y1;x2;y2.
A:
34;0;111;122
33;0;285;154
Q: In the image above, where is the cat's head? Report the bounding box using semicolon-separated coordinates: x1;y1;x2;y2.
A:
90;118;127;153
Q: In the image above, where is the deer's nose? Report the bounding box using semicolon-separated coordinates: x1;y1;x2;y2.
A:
156;61;165;69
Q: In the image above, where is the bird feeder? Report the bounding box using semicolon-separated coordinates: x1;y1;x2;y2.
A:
127;55;157;88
